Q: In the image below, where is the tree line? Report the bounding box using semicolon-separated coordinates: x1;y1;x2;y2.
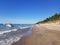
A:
36;13;60;24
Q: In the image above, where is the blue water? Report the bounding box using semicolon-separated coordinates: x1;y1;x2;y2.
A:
0;24;33;45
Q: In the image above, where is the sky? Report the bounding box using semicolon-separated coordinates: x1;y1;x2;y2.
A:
0;0;60;24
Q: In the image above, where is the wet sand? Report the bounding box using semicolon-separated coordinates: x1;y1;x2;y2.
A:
12;24;60;45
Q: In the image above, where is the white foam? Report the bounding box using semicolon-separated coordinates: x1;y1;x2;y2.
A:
6;24;12;28
0;25;32;45
0;29;17;35
19;26;31;29
0;35;23;45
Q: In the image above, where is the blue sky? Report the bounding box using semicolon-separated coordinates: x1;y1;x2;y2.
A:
0;0;60;24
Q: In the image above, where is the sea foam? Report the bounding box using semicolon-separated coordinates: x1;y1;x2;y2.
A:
0;29;17;35
0;26;32;45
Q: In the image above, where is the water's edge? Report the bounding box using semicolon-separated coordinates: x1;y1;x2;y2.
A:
12;29;32;45
0;24;33;45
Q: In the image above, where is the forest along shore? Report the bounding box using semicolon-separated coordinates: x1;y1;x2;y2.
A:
12;24;60;45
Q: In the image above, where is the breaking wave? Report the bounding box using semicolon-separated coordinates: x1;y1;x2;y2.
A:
0;26;32;45
0;29;17;35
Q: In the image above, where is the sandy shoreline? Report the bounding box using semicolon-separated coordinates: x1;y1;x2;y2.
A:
12;24;60;45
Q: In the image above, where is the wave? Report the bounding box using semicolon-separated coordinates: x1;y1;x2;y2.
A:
0;26;33;45
0;29;17;35
0;35;23;45
19;26;33;29
0;26;31;35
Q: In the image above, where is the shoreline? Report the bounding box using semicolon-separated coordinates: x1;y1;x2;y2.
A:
12;27;33;45
12;36;26;45
12;24;60;45
12;31;32;45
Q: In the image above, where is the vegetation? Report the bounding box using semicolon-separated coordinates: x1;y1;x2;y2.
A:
36;13;60;24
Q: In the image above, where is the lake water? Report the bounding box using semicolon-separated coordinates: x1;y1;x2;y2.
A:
0;24;33;45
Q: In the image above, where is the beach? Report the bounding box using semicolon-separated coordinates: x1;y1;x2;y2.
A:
12;23;60;45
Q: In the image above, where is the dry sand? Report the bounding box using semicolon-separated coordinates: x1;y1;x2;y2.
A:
12;24;60;45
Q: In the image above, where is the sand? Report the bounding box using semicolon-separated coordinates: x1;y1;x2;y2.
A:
12;24;60;45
